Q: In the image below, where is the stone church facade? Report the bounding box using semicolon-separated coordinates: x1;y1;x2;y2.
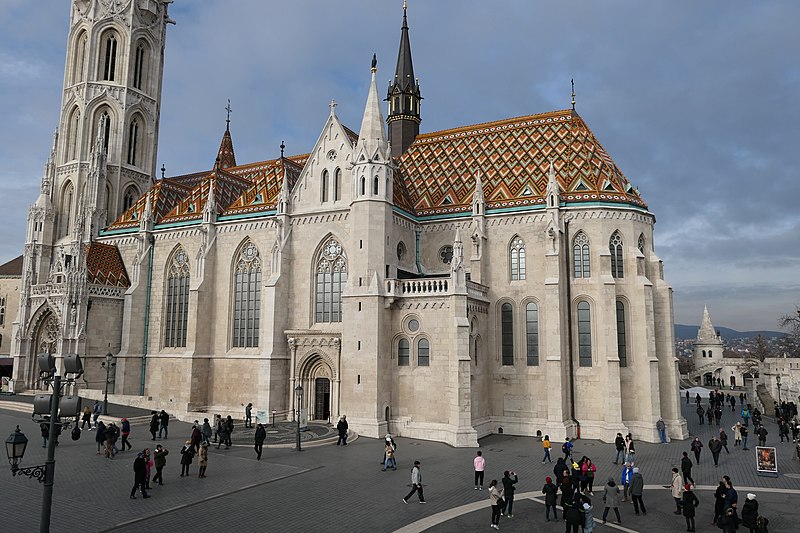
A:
11;0;687;445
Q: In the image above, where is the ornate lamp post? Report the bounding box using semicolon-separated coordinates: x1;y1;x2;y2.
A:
7;353;83;533
295;384;303;452
271;409;277;428
101;352;115;415
777;375;782;403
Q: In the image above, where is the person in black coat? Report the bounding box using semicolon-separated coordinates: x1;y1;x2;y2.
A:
713;481;728;526
500;470;518;517
254;423;266;460
542;476;558;521
149;411;159;440
336;415;348;446
129;453;150;499
95;421;106;454
158;410;169;439
741;494;758;532
681;483;699;532
180;440;195;476
563;494;584;533
681;452;694;485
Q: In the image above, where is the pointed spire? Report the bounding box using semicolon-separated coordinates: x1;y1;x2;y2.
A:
204;177;216;223
140;190;153;232
546;159;560;207
216;130;236;169
697;305;718;341
472;171;485;215
387;0;422;158
357;54;388;160
278;167;291;215
395;0;415;90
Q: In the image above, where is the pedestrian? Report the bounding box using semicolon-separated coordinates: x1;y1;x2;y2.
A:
198;441;208;478
583;502;596;533
732;422;742;446
601;476;622;524
153;444;168;486
681;451;694;485
697;404;705;425
741;493;758;533
92;400;102;428
487;479;504;529
245;402;253;428
542;476;558;521
501;470;517;517
613;432;624;464
129;452;150;499
657;418;668;444
190;421;202;451
473;450;486;490
707;408;714;425
81;405;92;430
104;422;116;458
201;418;212;444
731;395;736;412
254;423;266;460
559;466;574;512
149;410;159;441
542;434;552;463
562;437;574;460
143;448;153;488
383;440;397;471
691;437;703;465
553;457;567;482
721;507;741;533
720;428;730;453
111;422;121;455
715;407;723;426
741;424;749;450
741;405;751;427
686;390;690;404
696;393;702;406
40;421;49;448
723;476;738;514
756;425;768;447
336;415;348;446
709;434;724;465
754;515;769;533
670;467;684;514
630;467;646;515
213;414;222;443
624;434;636;463
95;421;106;454
223;415;234;448
402;460;426;504
216;416;227;449
121;418;132;451
179;440;195;477
713;480;728;526
682;482;700;532
581;457;596;495
564;496;584;533
158;410;169;439
620;462;633;502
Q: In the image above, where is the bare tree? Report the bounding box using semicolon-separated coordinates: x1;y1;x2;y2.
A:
752;334;771;362
778;307;800;357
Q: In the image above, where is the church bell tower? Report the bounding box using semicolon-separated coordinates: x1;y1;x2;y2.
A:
386;1;422;158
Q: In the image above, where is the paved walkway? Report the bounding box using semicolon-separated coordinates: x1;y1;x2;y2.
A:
0;389;798;532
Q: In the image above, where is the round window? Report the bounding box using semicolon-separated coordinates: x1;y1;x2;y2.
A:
439;245;453;264
407;319;419;332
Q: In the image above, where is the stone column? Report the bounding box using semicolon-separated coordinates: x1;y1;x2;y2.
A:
288;337;297;420
332;337;341;419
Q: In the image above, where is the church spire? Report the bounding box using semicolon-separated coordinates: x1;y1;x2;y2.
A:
386;0;421;158
216;100;237;169
697;305;719;341
357;54;388;161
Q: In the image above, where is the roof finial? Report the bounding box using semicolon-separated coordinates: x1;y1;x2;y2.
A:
280;140;285;158
329;98;337;116
161;163;166;179
225;99;232;131
403;0;407;14
571;79;576;111
371;53;377;73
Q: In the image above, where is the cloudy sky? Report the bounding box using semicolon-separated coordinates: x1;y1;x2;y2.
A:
1;0;798;331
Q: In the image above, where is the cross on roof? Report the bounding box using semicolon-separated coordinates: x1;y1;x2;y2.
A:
225;99;232;130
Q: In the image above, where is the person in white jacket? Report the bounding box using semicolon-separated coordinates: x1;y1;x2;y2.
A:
402;461;426;504
488;479;504;529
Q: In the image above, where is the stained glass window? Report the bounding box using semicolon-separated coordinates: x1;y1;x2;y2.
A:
315;238;347;323
577;301;592;367
501;303;514;366
526;302;539;366
610;232;624;278
164;248;190;348
573;232;590;278
510;237;526;280
398;338;409;366
232;242;261;348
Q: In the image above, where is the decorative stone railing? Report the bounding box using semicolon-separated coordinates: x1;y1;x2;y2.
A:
88;284;126;299
466;280;489;300
385;278;450;297
31;283;66;297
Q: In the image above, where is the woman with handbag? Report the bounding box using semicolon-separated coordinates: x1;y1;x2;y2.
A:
488;479;504;530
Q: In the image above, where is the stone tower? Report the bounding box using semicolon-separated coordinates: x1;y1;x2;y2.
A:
693;305;723;361
386;1;421;158
11;0;173;388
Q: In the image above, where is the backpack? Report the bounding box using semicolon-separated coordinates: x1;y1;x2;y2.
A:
562;443;569;454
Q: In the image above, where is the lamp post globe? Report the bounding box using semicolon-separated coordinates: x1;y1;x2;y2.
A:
5;426;28;472
101;352;115;415
295;384;303;452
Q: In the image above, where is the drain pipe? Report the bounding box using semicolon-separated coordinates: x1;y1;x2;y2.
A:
564;220;580;438
414;227;424;275
140;235;155;395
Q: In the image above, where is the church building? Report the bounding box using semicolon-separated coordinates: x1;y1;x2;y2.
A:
10;0;687;445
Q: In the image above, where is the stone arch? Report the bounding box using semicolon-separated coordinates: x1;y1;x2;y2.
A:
296;350;337;421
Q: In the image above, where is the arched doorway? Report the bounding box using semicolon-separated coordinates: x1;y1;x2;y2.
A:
315;378;331;421
28;311;60;390
704;372;713;386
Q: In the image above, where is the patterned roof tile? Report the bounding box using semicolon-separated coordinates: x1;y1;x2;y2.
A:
83;242;130;287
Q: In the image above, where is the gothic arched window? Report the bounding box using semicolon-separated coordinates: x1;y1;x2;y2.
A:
127;118;139;166
637;233;646;254
164;247;190;348
232;242;261;348
315;238;347;323
73;31;87;84
510;236;526;280
373;176;379;195
501;302;514;366
572;232;590;278
526;302;539;366
398;338;409;366
321;170;329;202
610;231;624;278
577;301;592;367
616;301;628;367
123;185;139;212
102;33;118;81
0;295;5;327
67;107;81;162
334;168;342;201
60;182;74;237
96;111;111;154
133;42;146;90
418;338;430;366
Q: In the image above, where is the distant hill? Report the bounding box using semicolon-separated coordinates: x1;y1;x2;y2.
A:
675;324;786;340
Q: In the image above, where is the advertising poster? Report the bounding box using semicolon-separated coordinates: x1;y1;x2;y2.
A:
299;408;309;430
755;446;777;474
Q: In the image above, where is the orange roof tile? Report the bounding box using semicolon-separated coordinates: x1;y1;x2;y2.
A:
160;168;252;224
224;156;305;215
83;242;130;287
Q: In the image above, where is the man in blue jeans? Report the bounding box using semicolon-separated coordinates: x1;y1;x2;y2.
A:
613;433;625;464
656;418;667;444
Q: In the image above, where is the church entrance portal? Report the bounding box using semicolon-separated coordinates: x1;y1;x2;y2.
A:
315;378;331;421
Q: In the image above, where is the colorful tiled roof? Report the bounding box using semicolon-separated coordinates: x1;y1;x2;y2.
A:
224;156;305;215
107;179;192;230
83;243;130;287
398;110;645;217
160;168;252;224
216;129;236;169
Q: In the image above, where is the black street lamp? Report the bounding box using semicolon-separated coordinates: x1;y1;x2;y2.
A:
101;352;115;416
271;409;277;428
776;375;782;403
295;384;303;452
